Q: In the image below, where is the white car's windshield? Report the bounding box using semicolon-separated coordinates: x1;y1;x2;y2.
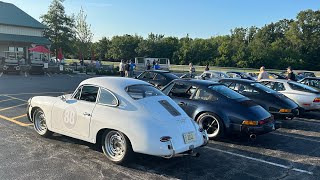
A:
126;84;164;100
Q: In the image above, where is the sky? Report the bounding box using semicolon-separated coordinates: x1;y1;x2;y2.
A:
3;0;320;41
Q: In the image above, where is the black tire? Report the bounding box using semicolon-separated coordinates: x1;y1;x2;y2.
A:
101;130;133;164
33;108;53;137
197;112;225;140
298;108;305;118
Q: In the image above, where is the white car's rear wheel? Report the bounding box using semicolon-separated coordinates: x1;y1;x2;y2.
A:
102;130;133;164
33;108;52;137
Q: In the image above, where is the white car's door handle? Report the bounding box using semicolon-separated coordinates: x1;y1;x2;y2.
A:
83;112;91;116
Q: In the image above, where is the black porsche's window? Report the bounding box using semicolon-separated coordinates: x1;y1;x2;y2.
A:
126;84;163;100
170;83;193;99
154;74;166;80
193;88;218;101
79;86;99;102
209;85;244;99
140;72;155;79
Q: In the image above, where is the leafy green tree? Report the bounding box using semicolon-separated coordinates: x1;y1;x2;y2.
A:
75;7;93;60
41;0;75;57
93;37;110;60
107;35;142;60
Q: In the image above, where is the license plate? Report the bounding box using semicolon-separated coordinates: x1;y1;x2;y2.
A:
183;132;196;144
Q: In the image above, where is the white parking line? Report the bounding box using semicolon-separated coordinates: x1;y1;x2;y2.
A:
25;72;28;77
271;132;320;143
0;72;3;77
204;146;313;175
67;74;74;78
46;72;51;77
0;91;72;96
292;118;320;124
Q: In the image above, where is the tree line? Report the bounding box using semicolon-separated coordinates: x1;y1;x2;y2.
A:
41;0;320;70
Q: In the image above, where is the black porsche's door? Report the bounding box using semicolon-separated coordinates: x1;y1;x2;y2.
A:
166;82;197;117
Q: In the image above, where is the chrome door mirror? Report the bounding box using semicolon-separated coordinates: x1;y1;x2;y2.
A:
61;95;66;102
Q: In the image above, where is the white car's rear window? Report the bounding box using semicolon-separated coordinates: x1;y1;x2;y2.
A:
126;84;164;100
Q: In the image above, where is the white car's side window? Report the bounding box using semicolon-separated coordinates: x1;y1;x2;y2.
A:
98;88;118;106
73;87;82;100
79;86;99;103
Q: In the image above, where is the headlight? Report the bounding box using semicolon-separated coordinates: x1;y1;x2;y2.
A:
27;98;32;105
242;120;258;126
3;65;8;70
15;66;20;70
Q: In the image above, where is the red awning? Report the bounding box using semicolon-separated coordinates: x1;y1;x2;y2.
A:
57;48;63;60
29;46;51;53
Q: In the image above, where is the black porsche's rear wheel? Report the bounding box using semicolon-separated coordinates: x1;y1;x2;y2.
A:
197;113;224;139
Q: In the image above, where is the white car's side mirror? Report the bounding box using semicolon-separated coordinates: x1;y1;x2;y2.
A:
61;95;66;102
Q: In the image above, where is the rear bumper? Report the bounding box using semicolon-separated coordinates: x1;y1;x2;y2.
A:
230;122;276;136
271;108;299;119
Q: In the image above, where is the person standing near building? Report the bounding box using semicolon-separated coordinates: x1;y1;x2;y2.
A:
119;60;124;77
257;66;269;81
286;66;296;81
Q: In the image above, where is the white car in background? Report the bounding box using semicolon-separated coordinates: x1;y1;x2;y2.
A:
195;70;231;81
27;77;208;164
260;79;320;112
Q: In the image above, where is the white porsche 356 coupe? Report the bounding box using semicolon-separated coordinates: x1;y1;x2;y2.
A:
27;77;208;164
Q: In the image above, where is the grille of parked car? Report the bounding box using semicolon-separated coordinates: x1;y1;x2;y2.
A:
158;100;181;117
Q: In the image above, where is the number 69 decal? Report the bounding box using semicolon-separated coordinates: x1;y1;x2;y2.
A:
63;107;77;129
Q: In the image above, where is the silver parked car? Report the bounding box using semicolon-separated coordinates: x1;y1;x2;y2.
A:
260;79;320;112
195;71;230;81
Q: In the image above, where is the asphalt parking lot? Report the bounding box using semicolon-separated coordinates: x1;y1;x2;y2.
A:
0;73;319;180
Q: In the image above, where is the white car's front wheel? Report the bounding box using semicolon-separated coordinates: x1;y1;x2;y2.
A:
102;130;133;164
33;108;52;137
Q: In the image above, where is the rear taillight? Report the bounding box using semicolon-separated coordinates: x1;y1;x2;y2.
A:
313;98;320;103
160;136;172;142
258;120;266;125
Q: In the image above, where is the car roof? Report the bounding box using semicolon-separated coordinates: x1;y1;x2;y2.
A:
144;70;170;73
219;78;256;84
204;70;225;74
226;71;246;74
79;77;149;91
259;79;289;83
172;79;220;86
301;77;320;80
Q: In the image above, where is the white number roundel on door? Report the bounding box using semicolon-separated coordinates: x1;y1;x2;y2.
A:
63;106;77;129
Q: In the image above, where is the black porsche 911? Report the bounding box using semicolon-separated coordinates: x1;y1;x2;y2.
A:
219;78;299;119
136;70;179;89
161;79;275;139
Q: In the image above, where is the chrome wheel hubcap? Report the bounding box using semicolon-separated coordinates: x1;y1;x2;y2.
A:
105;132;126;161
34;111;47;135
200;115;220;137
